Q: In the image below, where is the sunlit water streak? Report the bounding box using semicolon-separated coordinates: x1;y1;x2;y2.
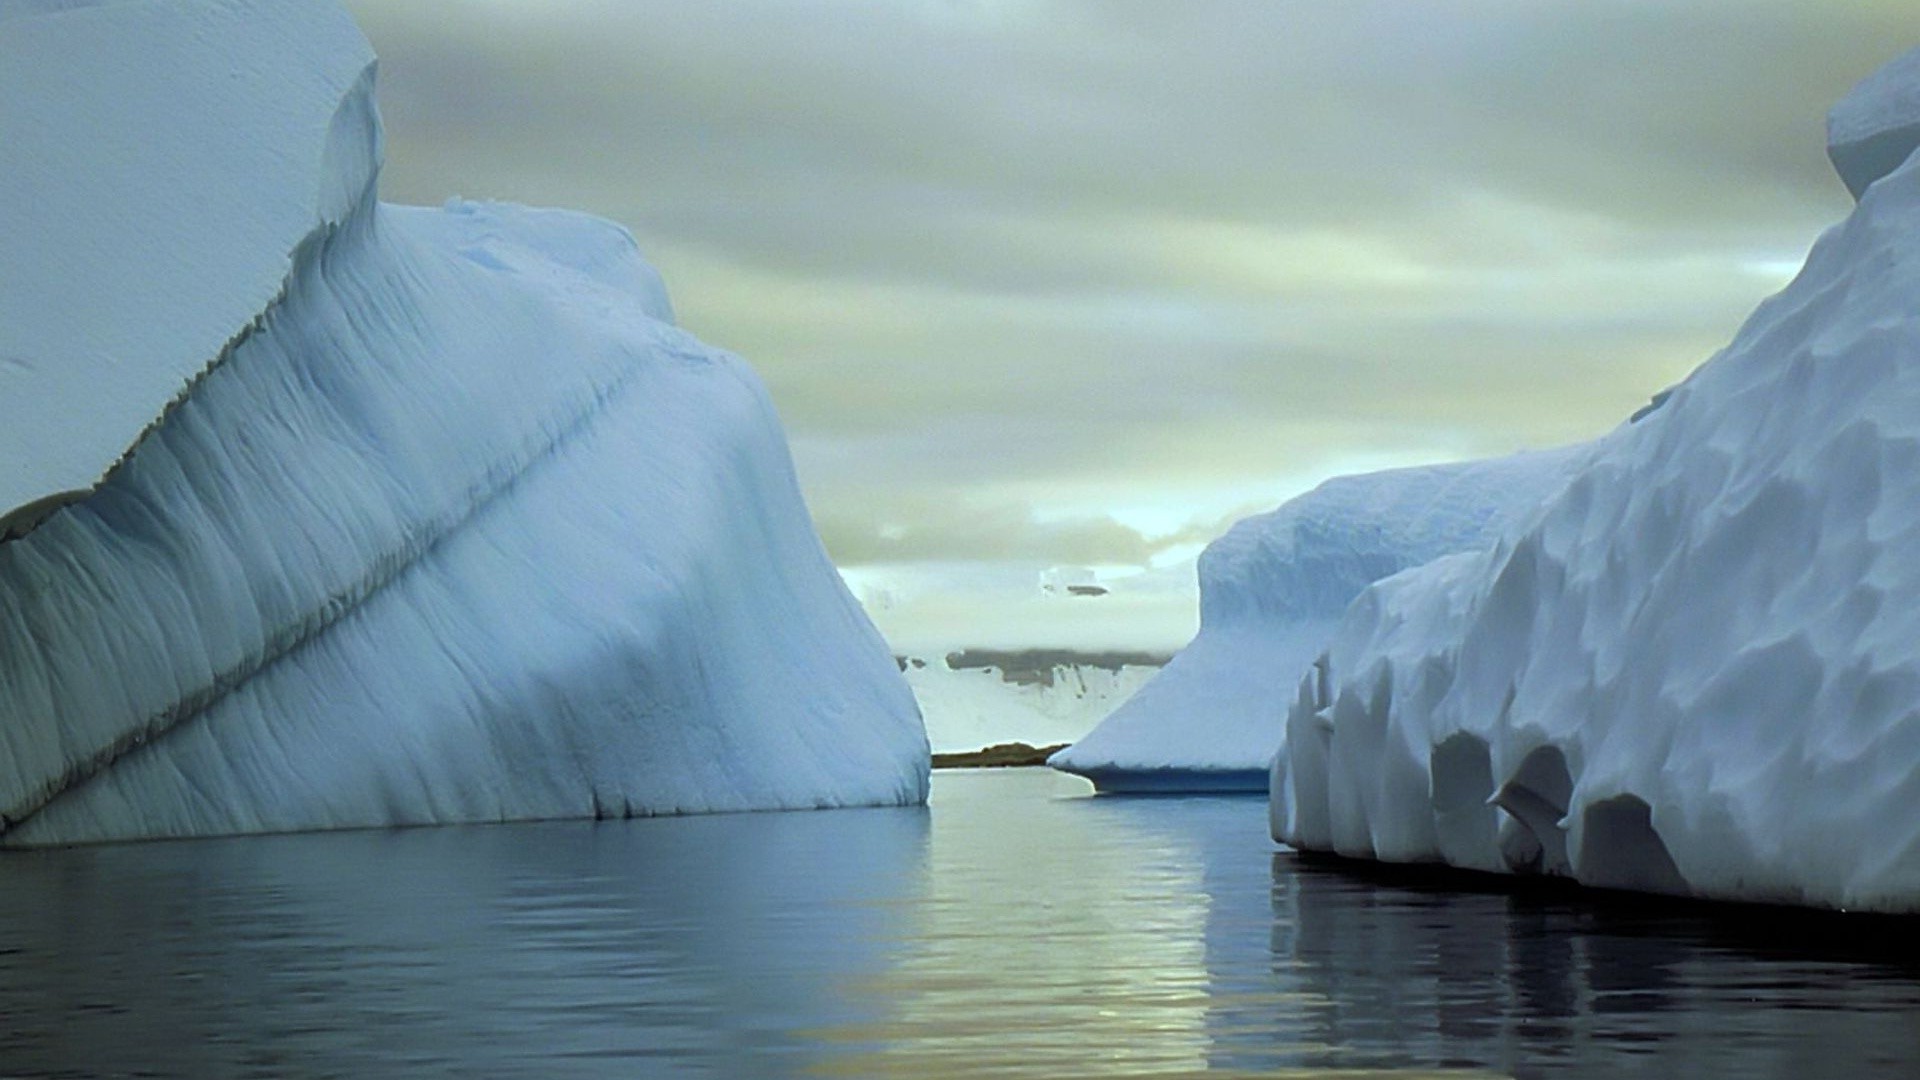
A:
0;768;1916;1077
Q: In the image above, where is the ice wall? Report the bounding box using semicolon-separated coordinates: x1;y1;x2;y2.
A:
1050;450;1586;792
1275;46;1920;912
0;0;927;845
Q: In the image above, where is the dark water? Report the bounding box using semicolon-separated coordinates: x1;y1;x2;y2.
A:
3;769;1918;1078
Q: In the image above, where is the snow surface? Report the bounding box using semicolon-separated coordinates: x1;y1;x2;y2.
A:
1275;46;1920;912
1050;450;1587;792
0;0;927;845
905;656;1159;754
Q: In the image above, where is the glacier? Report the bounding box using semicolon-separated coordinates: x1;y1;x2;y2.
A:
1275;45;1920;912
1049;449;1586;792
0;0;928;845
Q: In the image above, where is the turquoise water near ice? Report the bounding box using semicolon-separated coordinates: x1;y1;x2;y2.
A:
1;768;1916;1077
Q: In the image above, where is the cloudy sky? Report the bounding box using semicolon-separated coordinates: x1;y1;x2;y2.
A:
343;0;1909;651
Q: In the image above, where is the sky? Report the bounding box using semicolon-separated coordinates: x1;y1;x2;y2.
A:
342;0;1911;652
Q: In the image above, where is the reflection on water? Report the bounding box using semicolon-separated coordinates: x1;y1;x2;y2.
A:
2;769;1918;1077
1270;859;1920;1078
0;805;931;1078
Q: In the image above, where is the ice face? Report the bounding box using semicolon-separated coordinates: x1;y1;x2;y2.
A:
0;1;928;844
1277;46;1920;911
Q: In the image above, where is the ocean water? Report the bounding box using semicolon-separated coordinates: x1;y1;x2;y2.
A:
1;768;1916;1078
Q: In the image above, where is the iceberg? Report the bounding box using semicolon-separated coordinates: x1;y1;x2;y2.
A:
1050;449;1587;792
1275;46;1920;912
0;0;928;845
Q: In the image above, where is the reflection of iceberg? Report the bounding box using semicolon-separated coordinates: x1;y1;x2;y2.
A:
1275;46;1920;911
1272;854;1920;1073
0;0;926;845
1052;451;1585;792
0;806;930;1076
1080;795;1301;1072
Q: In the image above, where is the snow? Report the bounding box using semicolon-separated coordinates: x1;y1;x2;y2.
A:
0;0;927;845
1275;46;1920;912
1828;46;1920;200
1050;449;1587;792
904;655;1160;754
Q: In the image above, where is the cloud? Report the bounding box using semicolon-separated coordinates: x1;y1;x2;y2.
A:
814;497;1159;566
342;0;1910;596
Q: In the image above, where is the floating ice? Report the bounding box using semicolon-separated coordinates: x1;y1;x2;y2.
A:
0;0;927;845
1276;46;1920;912
1050;450;1586;792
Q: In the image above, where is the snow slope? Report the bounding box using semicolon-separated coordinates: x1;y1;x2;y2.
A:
1050;450;1587;792
0;0;927;845
1275;46;1920;912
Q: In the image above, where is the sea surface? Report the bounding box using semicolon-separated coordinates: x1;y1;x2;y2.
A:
2;768;1917;1078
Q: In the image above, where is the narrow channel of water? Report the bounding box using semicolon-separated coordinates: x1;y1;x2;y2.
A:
1;768;1915;1077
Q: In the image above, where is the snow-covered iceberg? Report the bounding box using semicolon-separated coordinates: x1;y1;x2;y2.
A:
0;0;927;845
1050;450;1586;792
1274;46;1920;912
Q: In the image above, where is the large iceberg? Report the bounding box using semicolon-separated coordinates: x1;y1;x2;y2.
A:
1275;46;1920;912
1050;450;1586;792
0;0;928;845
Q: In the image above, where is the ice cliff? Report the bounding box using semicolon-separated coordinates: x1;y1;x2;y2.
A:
1275;46;1920;912
0;0;928;845
1049;450;1586;792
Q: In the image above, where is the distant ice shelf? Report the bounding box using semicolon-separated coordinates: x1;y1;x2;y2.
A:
0;0;927;845
1275;44;1920;912
904;651;1162;756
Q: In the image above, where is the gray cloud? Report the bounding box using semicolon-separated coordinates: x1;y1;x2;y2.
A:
815;499;1157;567
343;0;1911;583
